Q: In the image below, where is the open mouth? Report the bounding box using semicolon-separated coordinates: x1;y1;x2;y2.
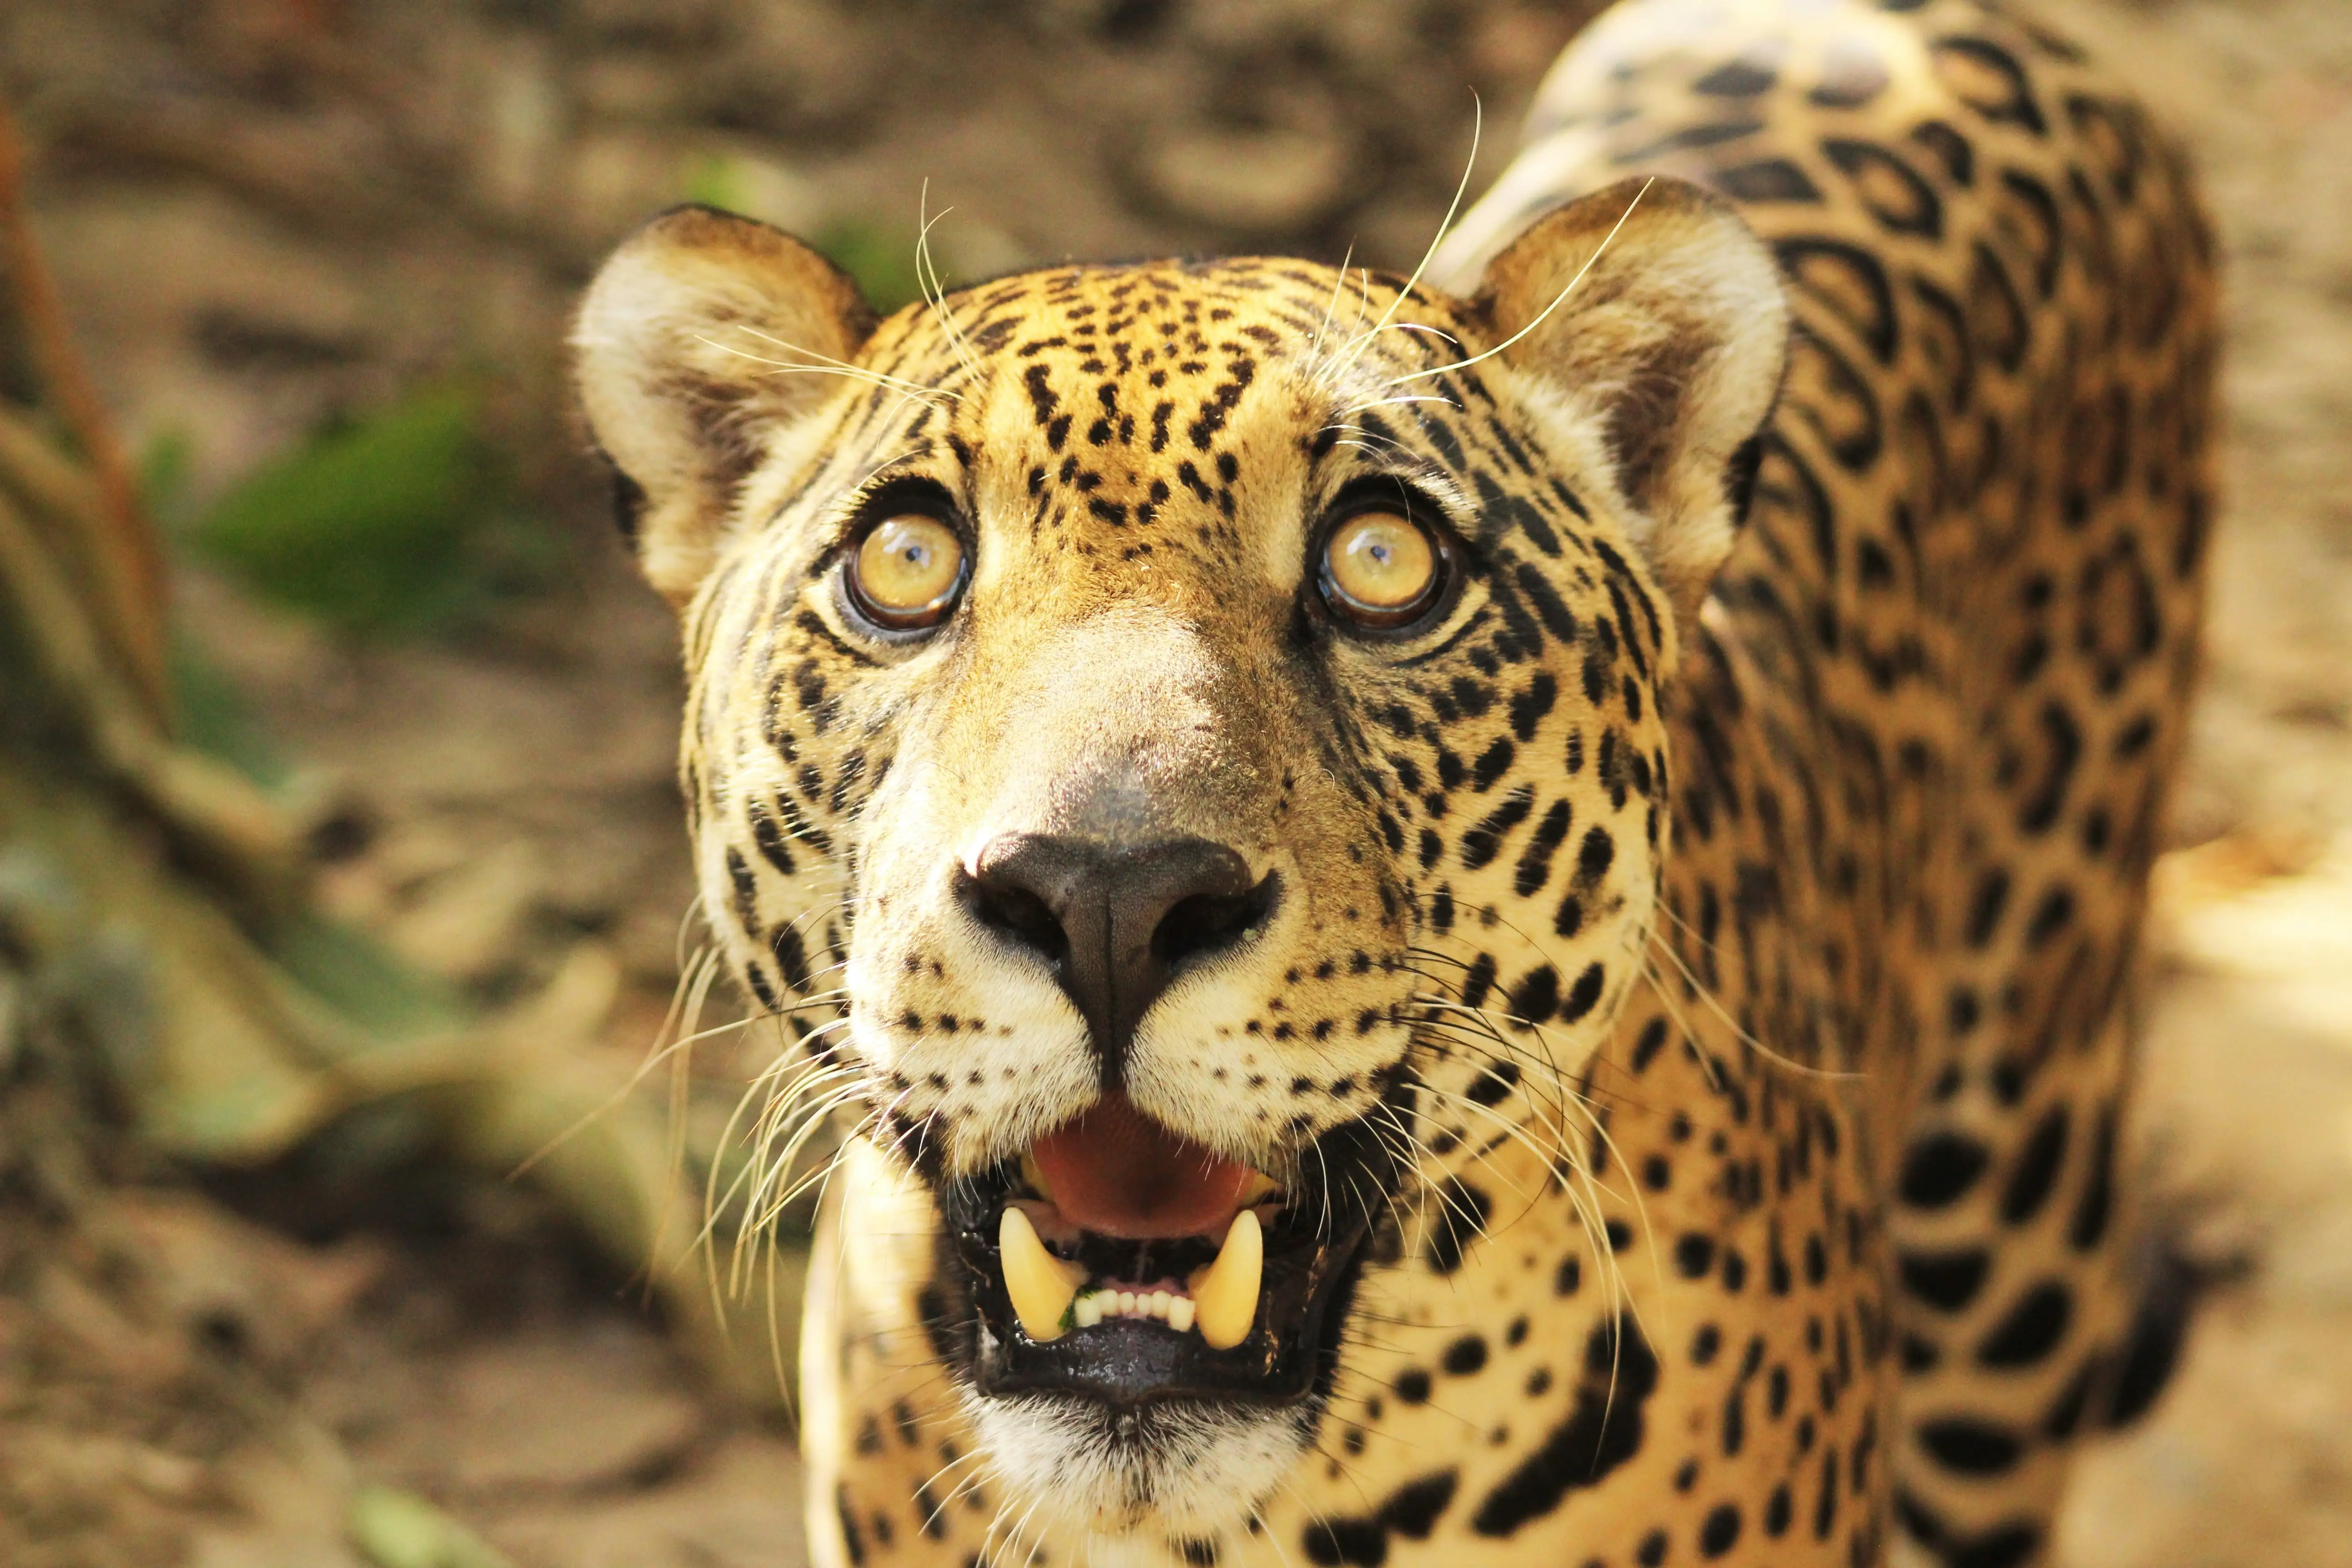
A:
937;1091;1405;1409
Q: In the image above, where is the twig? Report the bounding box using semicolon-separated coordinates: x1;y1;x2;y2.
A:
0;93;171;723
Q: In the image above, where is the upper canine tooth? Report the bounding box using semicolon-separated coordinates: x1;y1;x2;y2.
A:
1237;1170;1282;1207
1000;1207;1083;1342
1190;1209;1263;1350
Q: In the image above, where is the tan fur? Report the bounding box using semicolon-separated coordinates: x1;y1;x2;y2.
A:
574;1;2215;1563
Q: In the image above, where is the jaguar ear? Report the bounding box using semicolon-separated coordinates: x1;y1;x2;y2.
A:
1473;176;1788;632
573;205;876;606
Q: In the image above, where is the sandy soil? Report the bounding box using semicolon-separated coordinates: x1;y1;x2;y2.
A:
3;0;2347;1563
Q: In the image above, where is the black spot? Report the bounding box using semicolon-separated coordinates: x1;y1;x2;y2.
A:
1513;800;1573;897
1714;157;1824;203
2068;1107;2117;1250
1933;36;2049;134
1699;1502;1742;1558
1515;566;1580;643
1950;1524;2042;1568
1695;56;1777;97
1381;1470;1459;1539
1509;673;1559;740
1471;1316;1660;1537
1472;737;1517;792
1508;964;1560;1027
1675;1234;1717;1280
1822;136;1944;237
606;461;647;542
1978;1281;2072;1368
1426;1178;1492;1275
725;847;761;935
837;1487;866;1565
769;924;811;992
1443;1335;1490;1376
1303;1516;1387;1567
2023;887;2075;947
1557;963;1607;1024
2018;702;2082;834
1897;1133;1989;1209
748;800;799;876
1574;825;1615;887
1813;1444;1840;1539
1776;238;1898;364
1460;787;1535;870
1898;1249;1990;1312
1458;952;1497;1012
1911;119;1976;185
2000;1105;2070;1224
1468;1062;1520;1106
1916;1417;2023;1475
1964;869;2010;946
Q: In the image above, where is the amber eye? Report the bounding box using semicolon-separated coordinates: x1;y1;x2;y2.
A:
848;513;968;630
1320;509;1445;629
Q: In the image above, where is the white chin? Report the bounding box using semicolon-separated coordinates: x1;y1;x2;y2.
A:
964;1390;1313;1543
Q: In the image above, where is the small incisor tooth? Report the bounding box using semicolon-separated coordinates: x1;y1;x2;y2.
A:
1000;1207;1084;1342
1189;1209;1263;1350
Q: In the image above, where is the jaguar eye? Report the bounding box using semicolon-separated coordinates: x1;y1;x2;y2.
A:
1319;509;1445;629
848;512;968;630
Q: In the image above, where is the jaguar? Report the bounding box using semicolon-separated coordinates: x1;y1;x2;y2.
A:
570;0;2216;1562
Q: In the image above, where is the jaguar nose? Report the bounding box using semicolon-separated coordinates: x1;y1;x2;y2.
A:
958;832;1279;1084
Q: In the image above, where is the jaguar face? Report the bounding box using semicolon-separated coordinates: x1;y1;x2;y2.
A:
573;179;1787;1539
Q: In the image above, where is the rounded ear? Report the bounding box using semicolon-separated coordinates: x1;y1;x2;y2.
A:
1473;176;1788;632
573;205;875;606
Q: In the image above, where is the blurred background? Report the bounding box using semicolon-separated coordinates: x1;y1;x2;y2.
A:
0;1;2344;1565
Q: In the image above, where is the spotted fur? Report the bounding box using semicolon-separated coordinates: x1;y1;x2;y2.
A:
572;1;2215;1563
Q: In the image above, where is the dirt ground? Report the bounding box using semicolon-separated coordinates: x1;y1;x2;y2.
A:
4;0;2349;1563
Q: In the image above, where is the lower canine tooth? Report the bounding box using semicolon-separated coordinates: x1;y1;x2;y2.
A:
1000;1207;1083;1342
1190;1209;1263;1349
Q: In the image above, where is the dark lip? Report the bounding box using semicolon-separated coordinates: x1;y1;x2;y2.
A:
931;1102;1408;1411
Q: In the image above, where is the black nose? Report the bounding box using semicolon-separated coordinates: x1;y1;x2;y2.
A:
958;833;1279;1085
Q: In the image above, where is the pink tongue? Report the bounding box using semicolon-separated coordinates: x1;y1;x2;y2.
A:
1030;1093;1251;1240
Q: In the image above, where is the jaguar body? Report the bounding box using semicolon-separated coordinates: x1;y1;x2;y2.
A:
571;1;2215;1562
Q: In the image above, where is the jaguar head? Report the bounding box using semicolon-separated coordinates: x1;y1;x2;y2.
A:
573;178;1786;1541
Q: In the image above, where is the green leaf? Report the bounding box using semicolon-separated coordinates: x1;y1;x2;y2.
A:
188;387;547;637
349;1485;514;1568
169;635;289;788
